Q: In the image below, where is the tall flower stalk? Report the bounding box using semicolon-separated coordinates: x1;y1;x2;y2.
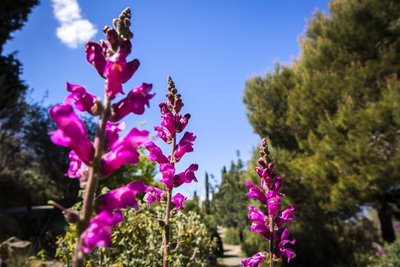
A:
242;138;296;267
48;8;154;266
144;76;198;267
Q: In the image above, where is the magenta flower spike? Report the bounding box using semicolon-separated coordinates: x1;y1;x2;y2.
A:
143;76;197;266
49;104;94;163
48;8;154;265
243;139;296;267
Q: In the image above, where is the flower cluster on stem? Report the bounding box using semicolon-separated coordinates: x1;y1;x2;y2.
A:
143;76;198;267
48;8;154;266
242;138;296;267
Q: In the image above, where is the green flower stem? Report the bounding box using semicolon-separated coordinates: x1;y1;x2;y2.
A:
269;216;274;267
73;92;111;267
163;189;172;267
163;118;177;267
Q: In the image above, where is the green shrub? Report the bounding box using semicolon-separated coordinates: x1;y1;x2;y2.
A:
202;214;223;257
241;229;267;257
367;239;400;267
55;204;218;266
223;227;241;245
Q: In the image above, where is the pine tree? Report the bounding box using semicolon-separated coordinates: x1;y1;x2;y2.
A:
244;0;400;265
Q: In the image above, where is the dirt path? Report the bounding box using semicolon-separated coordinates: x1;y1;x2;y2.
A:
217;227;246;267
219;243;246;267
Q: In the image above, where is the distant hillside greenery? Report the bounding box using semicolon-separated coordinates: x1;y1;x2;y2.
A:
244;0;400;266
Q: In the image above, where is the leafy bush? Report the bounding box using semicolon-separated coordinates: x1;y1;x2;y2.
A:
367;239;400;267
55;204;218;266
241;229;267;257
223;227;241;245
202;214;224;257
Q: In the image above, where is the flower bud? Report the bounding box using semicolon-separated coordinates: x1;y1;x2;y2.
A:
258;157;267;168
104;26;119;52
91;99;103;116
268;162;275;170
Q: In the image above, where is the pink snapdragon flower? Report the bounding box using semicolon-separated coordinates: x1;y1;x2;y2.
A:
101;128;149;176
85;41;107;77
160;112;175;136
49;104;94;163
174;132;196;162
266;190;281;216
105;121;125;148
175;113;191;133
64;82;99;115
241;252;266;267
248;206;270;239
144;186;165;203
159;163;176;189
98;180;147;211
110;83;154;121
81;210;123;254
154;126;172;143
276;205;295;227
171;193;187;210
86;37;140;100
144;142;169;164
173;164;198;188
104;51;140;99
274;228;296;262
66;151;89;180
245;181;267;205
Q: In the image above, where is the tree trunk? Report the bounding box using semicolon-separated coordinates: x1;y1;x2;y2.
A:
377;197;396;243
239;228;243;243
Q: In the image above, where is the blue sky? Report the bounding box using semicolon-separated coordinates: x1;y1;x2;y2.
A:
5;0;330;199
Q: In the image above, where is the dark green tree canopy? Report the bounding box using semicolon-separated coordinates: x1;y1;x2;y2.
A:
0;0;38;49
244;0;400;265
212;159;248;230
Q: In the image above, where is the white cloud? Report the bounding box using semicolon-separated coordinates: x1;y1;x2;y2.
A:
51;0;97;48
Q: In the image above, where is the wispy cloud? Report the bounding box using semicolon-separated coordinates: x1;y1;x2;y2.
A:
51;0;97;48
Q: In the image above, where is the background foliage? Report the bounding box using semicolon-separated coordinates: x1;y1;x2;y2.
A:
55;204;218;267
